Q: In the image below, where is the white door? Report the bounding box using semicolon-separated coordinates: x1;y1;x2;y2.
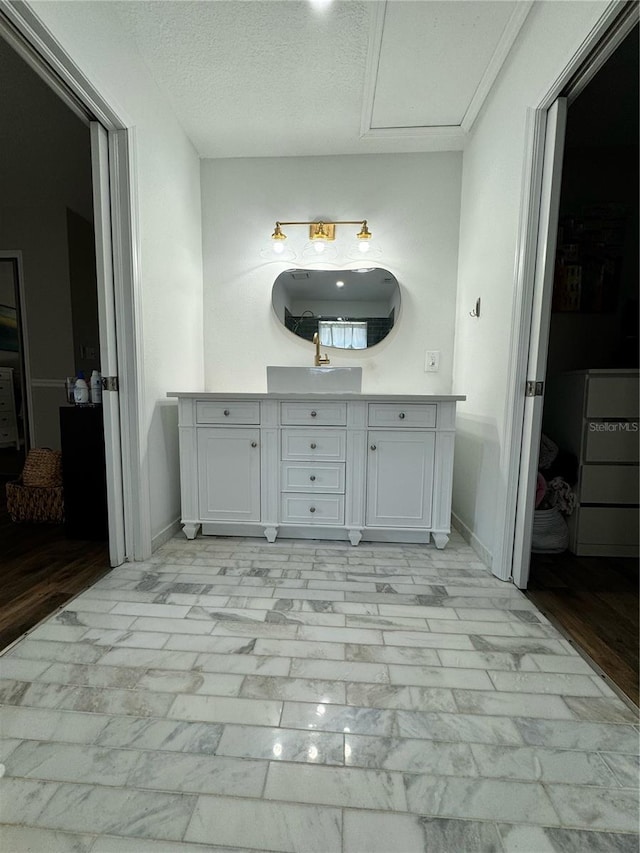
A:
90;122;126;566
198;428;261;521
366;430;435;527
512;99;567;588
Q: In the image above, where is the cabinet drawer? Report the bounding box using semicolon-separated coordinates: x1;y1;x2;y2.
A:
576;506;639;547
581;465;639;504
280;493;344;525
368;403;436;428
280;402;347;426
587;376;639;419
0;380;13;395
281;462;345;493
281;429;346;462
196;401;260;425
584;424;639;463
0;428;16;443
0;397;13;412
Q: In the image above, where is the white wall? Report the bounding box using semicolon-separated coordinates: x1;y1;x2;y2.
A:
452;0;611;566
30;1;205;548
201;153;462;394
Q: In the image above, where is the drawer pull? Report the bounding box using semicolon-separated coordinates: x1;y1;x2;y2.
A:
223;409;230;416
251;441;258;448
309;475;316;481
398;412;405;419
310;443;317;449
309;506;316;513
370;444;377;451
310;410;317;417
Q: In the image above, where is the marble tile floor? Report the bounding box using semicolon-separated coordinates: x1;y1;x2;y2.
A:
0;532;638;853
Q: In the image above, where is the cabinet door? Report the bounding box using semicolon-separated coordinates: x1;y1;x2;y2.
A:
366;430;435;528
197;428;260;521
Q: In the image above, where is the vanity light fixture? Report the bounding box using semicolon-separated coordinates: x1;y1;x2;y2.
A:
263;219;377;262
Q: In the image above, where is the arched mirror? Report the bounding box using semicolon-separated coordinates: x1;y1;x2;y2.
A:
272;267;400;350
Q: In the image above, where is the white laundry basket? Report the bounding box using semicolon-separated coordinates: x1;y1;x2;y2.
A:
531;507;569;554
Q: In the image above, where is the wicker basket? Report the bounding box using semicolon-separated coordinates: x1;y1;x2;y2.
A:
6;481;64;523
22;448;63;487
6;447;64;524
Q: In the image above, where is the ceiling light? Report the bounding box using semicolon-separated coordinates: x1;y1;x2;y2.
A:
336;280;344;288
309;0;333;11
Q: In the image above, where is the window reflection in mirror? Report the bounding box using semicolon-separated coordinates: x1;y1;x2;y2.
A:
272;267;400;350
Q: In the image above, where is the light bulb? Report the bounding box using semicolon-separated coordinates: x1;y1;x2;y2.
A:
358;240;370;253
273;241;285;255
314;240;326;254
336;280;344;288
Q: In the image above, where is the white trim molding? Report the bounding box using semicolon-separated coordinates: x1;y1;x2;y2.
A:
460;1;535;132
151;518;182;553
451;512;493;572
30;379;66;388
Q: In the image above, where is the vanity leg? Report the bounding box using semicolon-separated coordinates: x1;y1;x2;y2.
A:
432;532;449;550
264;526;278;543
348;528;362;547
182;522;201;540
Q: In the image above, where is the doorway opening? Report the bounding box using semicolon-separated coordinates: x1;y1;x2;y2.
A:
525;24;639;706
0;28;114;649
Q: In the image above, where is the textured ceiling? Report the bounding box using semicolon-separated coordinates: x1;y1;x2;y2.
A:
111;0;532;159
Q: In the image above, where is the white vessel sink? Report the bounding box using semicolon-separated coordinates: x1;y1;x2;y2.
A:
267;366;362;394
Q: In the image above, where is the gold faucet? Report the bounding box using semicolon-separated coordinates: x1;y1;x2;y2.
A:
313;332;330;366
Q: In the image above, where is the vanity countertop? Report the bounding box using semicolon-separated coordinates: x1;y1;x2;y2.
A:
167;392;466;401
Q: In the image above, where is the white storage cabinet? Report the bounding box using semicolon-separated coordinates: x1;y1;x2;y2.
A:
171;393;464;549
543;369;639;557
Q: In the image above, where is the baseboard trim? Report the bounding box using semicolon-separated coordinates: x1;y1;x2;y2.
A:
151;518;181;553
451;512;493;570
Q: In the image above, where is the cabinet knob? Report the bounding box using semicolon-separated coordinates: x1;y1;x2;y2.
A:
309;506;316;513
398;412;405;419
310;443;317;449
370;444;377;451
309;475;316;481
223;409;230;416
251;441;257;448
310;410;317;417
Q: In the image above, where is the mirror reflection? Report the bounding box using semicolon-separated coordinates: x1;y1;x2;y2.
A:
272;267;400;350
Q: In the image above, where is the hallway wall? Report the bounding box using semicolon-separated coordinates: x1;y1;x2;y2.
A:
452;0;612;570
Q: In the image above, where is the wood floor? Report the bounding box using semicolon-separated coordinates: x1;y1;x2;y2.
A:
527;551;639;707
0;475;111;651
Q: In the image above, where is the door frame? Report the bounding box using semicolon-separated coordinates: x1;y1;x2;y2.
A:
0;0;152;561
0;251;33;449
496;0;639;584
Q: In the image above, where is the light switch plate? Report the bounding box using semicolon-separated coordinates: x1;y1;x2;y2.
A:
425;350;440;372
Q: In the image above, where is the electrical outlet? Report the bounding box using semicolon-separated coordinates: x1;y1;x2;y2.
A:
425;350;440;372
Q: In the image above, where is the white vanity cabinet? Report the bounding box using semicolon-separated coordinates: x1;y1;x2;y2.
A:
170;392;464;548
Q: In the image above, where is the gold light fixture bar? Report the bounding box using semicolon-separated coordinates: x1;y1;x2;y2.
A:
273;220;371;242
